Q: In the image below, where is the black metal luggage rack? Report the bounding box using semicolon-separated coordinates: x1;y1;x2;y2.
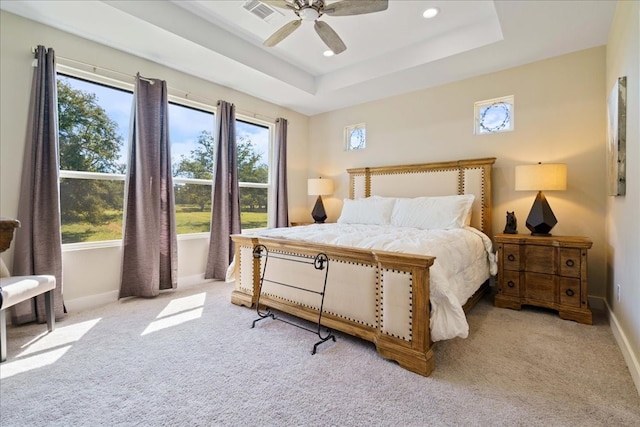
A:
251;244;336;354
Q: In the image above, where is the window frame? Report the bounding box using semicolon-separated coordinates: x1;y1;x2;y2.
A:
474;95;515;135
344;122;366;151
57;66;275;249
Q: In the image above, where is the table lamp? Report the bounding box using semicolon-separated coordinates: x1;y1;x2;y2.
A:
307;178;333;223
515;163;567;236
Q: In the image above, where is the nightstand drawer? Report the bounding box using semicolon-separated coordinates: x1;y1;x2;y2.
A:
502;244;522;270
500;270;520;297
525;245;555;274
559;248;581;278
559;277;581;308
524;272;555;303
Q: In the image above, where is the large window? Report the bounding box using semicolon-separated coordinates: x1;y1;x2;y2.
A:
236;120;270;229
57;75;130;244
57;73;273;244
169;103;215;235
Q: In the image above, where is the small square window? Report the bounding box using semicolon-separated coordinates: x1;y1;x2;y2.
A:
474;96;514;135
344;123;366;151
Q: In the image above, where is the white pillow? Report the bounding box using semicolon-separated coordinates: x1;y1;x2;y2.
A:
337;197;396;225
390;194;475;230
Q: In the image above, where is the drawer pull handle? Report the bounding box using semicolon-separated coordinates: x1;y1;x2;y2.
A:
507;280;515;288
507;254;515;262
565;289;575;297
566;259;575;267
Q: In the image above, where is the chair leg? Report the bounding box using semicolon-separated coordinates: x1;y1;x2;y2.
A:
1;310;7;363
44;290;55;332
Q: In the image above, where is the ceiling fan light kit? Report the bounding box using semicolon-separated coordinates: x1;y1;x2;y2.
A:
298;7;320;21
262;0;389;54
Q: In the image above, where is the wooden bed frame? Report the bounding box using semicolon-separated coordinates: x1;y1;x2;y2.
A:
230;157;496;376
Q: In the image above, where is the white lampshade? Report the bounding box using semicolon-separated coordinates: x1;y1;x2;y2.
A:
515;163;567;191
308;178;334;196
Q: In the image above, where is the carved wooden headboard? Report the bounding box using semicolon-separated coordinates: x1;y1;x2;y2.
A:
347;157;496;238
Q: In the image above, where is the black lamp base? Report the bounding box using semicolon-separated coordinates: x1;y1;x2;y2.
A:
525;191;557;236
311;195;327;223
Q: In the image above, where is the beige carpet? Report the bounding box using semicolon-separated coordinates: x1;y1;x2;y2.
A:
1;281;639;426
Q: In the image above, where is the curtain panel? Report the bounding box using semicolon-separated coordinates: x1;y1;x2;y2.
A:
12;45;65;324
273;118;289;228
119;74;177;298
205;100;240;280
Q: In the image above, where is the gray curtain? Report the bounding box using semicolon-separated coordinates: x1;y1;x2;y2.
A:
273;118;289;228
205;100;240;280
12;45;65;324
119;74;177;298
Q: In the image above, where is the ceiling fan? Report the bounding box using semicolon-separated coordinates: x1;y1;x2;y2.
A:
262;0;389;55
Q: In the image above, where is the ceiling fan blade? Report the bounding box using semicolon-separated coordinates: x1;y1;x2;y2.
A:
314;21;347;54
324;0;389;16
261;0;295;10
264;20;302;47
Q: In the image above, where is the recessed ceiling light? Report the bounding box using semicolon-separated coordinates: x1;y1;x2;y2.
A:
423;7;439;19
323;50;334;57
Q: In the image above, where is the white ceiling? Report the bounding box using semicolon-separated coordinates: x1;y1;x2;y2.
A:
1;0;616;116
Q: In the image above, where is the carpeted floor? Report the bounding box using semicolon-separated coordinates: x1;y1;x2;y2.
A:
1;281;639;426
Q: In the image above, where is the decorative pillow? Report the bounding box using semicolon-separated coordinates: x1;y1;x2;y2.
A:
390;194;475;230
337;197;396;225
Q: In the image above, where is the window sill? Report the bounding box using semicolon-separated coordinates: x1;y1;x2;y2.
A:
62;232;213;251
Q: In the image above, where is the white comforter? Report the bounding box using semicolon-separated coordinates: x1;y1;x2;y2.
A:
236;223;497;342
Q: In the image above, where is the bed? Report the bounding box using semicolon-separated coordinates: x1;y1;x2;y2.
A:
229;157;496;376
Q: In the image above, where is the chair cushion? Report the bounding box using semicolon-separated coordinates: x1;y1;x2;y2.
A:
0;275;56;310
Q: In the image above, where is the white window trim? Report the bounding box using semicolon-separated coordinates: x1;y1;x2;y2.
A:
474;95;515;135
344;123;366;151
57;63;134;93
60;170;125;181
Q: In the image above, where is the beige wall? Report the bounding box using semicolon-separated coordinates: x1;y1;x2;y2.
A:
0;11;310;305
606;0;640;389
309;47;608;298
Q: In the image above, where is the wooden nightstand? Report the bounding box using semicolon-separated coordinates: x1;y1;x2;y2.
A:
494;233;593;324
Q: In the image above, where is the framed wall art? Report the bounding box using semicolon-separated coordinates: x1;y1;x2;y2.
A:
607;76;627;196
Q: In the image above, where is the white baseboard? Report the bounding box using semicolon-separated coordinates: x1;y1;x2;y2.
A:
64;290;119;313
588;295;606;312
603;298;640;396
178;274;216;288
64;274;217;313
